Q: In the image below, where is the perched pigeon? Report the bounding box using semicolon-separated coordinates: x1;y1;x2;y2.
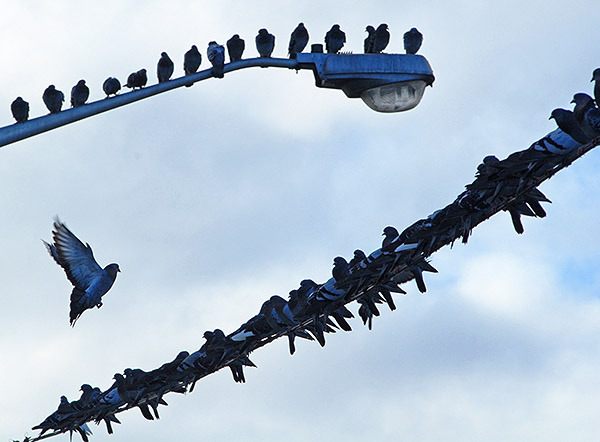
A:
349;249;369;270
70;80;89;107
102;77;121;97
404;27;423;54
42;85;64;114
325;24;346;54
571;93;600;138
207;41;225;78
11;97;29;123
382;226;400;249
125;69;147;89
372;24;390;53
157;52;174;83
549;108;590;144
183;44;202;78
364;25;376;53
256;28;275;57
592;68;600;106
288;23;309;58
332;256;350;284
43;218;120;326
226;34;245;62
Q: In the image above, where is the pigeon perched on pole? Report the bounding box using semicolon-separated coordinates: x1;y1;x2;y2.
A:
226;34;245;62
157;52;174;83
592;68;600;106
183;45;202;87
403;27;423;54
125;69;147;89
102;77;121;97
372;24;390;53
256;28;275;57
571;93;600;138
207;41;225;78
42;85;64;113
549;108;590;144
70;80;89;107
332;256;350;286
364;25;376;53
325;24;346;53
382;226;400;249
11;97;29;122
288;23;309;58
43;218;120;326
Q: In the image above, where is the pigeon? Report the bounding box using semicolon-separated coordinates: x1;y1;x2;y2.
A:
226;34;245;62
332;256;350;284
571;93;600;138
325;24;346;54
157;52;174;83
372;24;390;53
288;23;309;58
228;355;256;383
125;69;147;89
382;226;400;249
70;80;89;107
42;85;64;114
11;97;29;123
207;41;225;78
43;218;120;326
256;28;275;57
549;108;590;144
184;45;202;75
404;27;423;54
102;77;121;97
592;68;600;106
349;249;369;270
364;25;376;53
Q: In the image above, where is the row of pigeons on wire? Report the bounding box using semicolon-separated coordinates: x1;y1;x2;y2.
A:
25;70;600;442
9;24;424;124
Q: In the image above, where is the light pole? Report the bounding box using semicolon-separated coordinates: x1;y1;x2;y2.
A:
0;51;434;148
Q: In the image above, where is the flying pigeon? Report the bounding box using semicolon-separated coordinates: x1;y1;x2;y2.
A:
404;28;423;54
11;97;29;123
256;28;275;57
226;34;245;62
70;80;89;107
207;41;225;78
43;218;120;326
382;226;400;249
549;108;590;144
571;93;600;138
364;25;376;53
325;24;346;54
372;24;390;53
288;23;309;58
102;77;121;97
592;68;600;106
157;52;174;83
42;85;64;114
125;69;147;89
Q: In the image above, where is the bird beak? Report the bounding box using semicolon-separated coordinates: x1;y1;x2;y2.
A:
548;115;552;120
591;78;594;82
570;99;575;104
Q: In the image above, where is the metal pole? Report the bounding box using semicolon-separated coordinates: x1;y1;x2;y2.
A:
0;58;300;149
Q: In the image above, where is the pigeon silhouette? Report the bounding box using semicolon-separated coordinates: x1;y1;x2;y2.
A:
364;25;376;53
372;24;390;53
125;69;147;89
207;41;225;78
549;108;590;144
43;218;120;326
256;28;275;57
42;85;64;114
157;52;174;83
70;80;89;107
11;97;29;123
571;93;600;138
288;23;309;58
102;77;121;97
226;35;245;62
325;24;346;54
404;28;423;54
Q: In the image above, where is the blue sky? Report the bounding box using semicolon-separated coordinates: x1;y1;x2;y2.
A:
2;1;600;441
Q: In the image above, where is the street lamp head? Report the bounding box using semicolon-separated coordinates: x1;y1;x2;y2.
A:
296;52;434;113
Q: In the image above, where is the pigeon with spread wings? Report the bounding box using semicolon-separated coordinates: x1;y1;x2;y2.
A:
43;218;120;326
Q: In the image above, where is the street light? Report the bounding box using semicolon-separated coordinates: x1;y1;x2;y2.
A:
0;50;435;148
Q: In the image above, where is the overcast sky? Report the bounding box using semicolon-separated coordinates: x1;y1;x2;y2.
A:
2;1;600;441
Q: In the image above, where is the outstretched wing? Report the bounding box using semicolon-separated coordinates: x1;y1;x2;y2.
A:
51;218;102;289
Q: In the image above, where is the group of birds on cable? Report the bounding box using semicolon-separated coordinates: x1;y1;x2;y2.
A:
27;69;599;441
8;23;423;125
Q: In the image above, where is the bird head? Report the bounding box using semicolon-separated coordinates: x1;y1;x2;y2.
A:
365;25;375;33
378;23;389;30
591;68;600;82
48;85;56;90
258;28;268;35
77;80;86;86
113;373;124;381
383;226;399;237
191;45;198;50
571;93;593;106
105;263;121;276
353;249;366;259
333;256;347;266
232;34;239;39
80;384;92;392
332;24;340;31
161;52;168;57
